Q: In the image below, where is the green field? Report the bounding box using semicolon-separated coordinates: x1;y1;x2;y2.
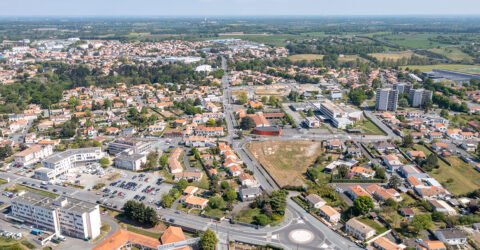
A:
373;33;449;49
357;218;388;235
403;64;480;74
6;184;58;198
354;118;386;135
430;156;480;196
288;54;324;61
428;47;473;62
368;51;423;61
126;225;162;239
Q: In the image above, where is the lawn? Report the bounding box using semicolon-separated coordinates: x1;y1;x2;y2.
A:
0;178;7;186
288;54;324;61
402;64;480;74
429;156;480;195
246;140;324;187
357;218;388;235
236;207;261;225
126;225;162;239
6;184;58;198
354;118;386;135
204;208;227;219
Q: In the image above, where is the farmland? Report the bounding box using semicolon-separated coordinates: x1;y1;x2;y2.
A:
288;54;324;61
402;64;480;74
368;51;423;61
246;140;323;187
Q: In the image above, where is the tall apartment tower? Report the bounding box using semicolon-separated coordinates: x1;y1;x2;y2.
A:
409;88;433;107
393;82;412;94
375;88;399;111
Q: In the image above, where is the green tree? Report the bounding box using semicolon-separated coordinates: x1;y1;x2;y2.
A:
208;196;225;209
240;116;256;130
238;93;248;105
353;196;374;215
412;214;432;232
440;109;449;118
206;119;216;127
307;109;314;117
223;189;237;202
388;175;402;189
402;134;414;148
399;98;409;107
177;179;188;191
254;214;270;226
199;229;218;250
159;154;168;169
99;157;110;167
348;88;367;106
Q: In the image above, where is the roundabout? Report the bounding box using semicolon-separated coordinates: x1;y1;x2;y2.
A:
288;229;314;244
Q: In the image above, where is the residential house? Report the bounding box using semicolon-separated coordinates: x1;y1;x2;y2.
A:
318;205;341;224
416;241;446;250
373;237;402;250
347;185;372;200
345;218;376;241
305;194;326;209
434;229;467;247
239;187;261;201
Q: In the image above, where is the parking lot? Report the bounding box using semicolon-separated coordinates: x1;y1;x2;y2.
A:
95;170;173;209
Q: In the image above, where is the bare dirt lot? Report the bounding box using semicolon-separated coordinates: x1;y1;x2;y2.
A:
246;140;323;187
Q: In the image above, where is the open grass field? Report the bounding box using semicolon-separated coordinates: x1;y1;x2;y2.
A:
428;47;473;62
354;118;386;135
429;156;480;196
338;55;369;63
236;207;261;224
288;54;324;61
357;218;388;234
368;51;423;61
246;140;323;187
402;64;480;74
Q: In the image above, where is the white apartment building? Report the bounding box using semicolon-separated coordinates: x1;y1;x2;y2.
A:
34;147;104;181
409;88;433;108
11;191;101;240
13;145;53;167
107;138;152;156
375;88;399;111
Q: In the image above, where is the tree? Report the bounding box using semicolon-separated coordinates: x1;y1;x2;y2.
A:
177;179;188;191
223;189;237;202
374;167;386;180
220;181;229;190
384;198;398;209
99;157;110;167
0;145;13;160
240;116;256;130
388;175;402;189
348;88;367;106
440;109;449;118
238;93;248;104
199;229;218;250
412;214;432;232
337;166;349;179
159;154;168;169
399;98;409;107
268;190;287;216
402;134;414;148
209;196;225;209
254;214;270;226
422;99;433;113
307;109;314;117
431;211;445;222
161;194;174;208
353;196;374;215
206;119;216;127
122;200;158;227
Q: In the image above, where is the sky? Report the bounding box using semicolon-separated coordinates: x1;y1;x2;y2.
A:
1;0;480;16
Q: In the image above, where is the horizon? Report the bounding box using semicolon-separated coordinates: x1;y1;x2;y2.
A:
2;0;480;16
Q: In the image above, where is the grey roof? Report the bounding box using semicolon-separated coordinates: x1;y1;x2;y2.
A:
43;147;101;164
346;218;375;234
305;194;325;205
436;228;467;239
13;191;98;214
239;187;261;196
115;153;145;162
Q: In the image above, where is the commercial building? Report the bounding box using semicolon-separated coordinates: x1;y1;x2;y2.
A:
13;145;53;167
114;153;146;171
107;138;152;156
11;191;101;240
375;88;398;111
252;126;282;136
320;101;362;129
34;147;104;181
409;88;433;108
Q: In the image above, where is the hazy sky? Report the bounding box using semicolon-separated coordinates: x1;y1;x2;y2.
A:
1;0;480;16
